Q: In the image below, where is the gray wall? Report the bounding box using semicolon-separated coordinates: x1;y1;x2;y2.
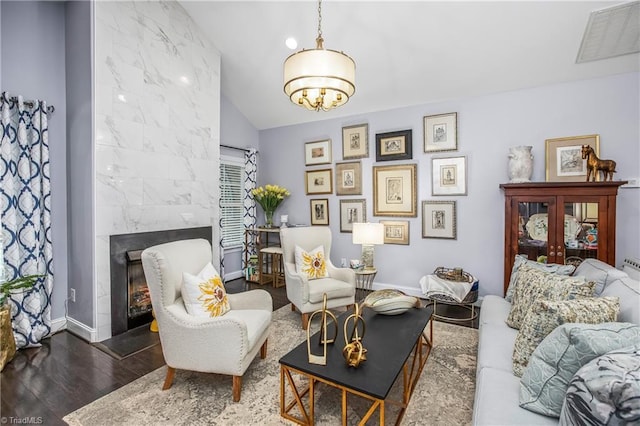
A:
220;94;260;278
258;72;640;298
1;1;69;323
65;0;94;326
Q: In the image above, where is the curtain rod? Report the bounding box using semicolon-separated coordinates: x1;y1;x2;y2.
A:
220;144;257;153
8;96;55;114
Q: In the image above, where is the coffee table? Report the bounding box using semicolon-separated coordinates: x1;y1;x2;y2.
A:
279;305;434;425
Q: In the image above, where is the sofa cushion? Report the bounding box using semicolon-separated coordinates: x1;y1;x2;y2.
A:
473;367;557;426
505;254;575;302
506;265;595;329
477;323;518;374
558;347;640;426
519;322;640;417
479;295;512;327
181;262;230;317
307;277;355;303
512;297;620;377
601;276;640;325
574;258;628;295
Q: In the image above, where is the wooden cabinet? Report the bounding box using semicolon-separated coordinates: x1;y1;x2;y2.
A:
500;181;626;295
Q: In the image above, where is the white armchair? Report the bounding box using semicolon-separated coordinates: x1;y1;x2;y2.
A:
280;226;356;329
141;238;272;402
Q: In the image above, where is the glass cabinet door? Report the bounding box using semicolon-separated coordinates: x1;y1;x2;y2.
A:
562;201;599;267
517;200;552;263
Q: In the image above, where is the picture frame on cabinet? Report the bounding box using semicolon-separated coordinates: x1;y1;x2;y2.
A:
422;200;457;239
339;199;366;233
335;161;362;195
310;199;329;225
305;139;332;166
545;134;600;182
342;124;369;159
380;220;410;245
305;168;333;194
375;129;413;161
424;112;457;152
373;164;417;217
431;155;467;196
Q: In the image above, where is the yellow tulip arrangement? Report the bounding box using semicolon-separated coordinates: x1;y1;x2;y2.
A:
251;184;290;227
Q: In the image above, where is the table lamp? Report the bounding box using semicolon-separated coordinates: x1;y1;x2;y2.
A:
352;223;384;270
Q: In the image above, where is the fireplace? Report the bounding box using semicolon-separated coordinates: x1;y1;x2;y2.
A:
109;227;213;336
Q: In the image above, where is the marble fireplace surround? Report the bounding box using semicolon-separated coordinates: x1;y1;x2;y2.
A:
109;227;212;337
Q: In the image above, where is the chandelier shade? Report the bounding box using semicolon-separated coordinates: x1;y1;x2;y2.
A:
284;46;356;111
282;0;356;112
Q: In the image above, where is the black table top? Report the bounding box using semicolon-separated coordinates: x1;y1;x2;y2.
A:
279;305;434;400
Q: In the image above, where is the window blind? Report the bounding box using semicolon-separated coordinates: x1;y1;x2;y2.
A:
220;161;244;249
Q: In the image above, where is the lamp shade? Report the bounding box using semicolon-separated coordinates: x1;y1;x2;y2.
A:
352;223;384;245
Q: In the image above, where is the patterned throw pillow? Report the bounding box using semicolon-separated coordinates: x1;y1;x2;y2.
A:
505;255;575;302
512;297;620;377
294;245;329;280
559;347;640;425
519;322;640;417
181;262;230;317
506;264;595;329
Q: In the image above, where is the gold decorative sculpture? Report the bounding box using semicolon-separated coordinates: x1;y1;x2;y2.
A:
342;303;367;367
581;145;616;182
307;293;337;365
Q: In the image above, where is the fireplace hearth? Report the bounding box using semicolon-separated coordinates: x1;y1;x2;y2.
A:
109;226;212;336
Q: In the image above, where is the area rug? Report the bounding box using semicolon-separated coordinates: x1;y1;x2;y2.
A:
64;305;478;425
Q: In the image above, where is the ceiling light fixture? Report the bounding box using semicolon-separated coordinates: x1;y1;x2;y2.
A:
283;0;355;112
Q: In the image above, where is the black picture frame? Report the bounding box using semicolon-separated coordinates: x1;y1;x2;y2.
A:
375;129;413;162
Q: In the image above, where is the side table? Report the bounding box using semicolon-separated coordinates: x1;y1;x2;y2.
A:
355;268;376;301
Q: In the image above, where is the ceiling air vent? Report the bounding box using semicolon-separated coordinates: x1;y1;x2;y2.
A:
576;0;640;63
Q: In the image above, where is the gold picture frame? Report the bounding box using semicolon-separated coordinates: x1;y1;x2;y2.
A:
373;164;417;217
380;220;409;245
422;200;457;239
305;169;333;194
310;199;329;225
424;112;457;153
342;124;369;159
335;161;362;196
340;199;366;233
545;134;600;182
305;139;332;166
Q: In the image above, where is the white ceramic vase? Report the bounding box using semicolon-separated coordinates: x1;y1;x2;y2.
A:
508;146;533;183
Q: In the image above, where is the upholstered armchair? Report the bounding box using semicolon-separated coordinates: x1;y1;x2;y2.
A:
280;226;356;329
141;239;272;402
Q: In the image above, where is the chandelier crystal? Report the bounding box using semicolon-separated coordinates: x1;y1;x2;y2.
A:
283;0;355;111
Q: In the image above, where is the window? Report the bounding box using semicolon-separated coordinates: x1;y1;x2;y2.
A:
220;157;245;249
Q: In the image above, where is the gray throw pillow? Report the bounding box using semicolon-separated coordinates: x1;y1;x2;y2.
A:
520;322;640;417
559;347;640;425
574;258;628;295
505;255;575;302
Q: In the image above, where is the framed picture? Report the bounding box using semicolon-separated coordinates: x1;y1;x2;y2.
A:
342;124;369;159
375;129;413;161
310;199;329;225
305;139;332;166
422;200;457;239
431;156;467;196
545;134;600;182
424;112;457;153
373;164;417;217
305;168;333;194
340;199;366;233
380;220;409;245
335;161;362;195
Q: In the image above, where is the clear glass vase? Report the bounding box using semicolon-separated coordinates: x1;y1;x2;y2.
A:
264;210;275;228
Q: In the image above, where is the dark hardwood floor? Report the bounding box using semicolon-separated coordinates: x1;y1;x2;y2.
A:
0;278;477;425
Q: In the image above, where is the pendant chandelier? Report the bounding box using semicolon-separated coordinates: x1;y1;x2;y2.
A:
283;0;356;112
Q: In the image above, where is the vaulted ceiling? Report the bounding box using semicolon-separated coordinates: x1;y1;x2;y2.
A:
179;1;640;130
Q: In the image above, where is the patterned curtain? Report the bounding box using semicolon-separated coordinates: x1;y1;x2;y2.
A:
0;92;54;348
242;149;257;269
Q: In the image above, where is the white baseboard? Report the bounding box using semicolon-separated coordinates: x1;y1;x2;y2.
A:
50;316;67;334
66;316;98;342
224;270;244;281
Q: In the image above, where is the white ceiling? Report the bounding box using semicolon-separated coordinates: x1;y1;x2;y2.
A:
179;1;640;131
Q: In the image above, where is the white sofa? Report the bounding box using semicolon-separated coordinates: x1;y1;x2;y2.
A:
472;259;640;425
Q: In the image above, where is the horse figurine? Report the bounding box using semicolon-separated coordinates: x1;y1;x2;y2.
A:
581;145;616;182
